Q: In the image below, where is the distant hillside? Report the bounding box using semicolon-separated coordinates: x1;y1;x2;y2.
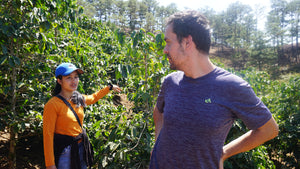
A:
281;43;300;64
209;43;300;77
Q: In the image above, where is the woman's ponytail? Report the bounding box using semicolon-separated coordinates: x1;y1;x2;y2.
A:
52;75;62;96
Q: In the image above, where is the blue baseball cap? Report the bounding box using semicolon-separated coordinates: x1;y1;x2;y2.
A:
55;63;84;78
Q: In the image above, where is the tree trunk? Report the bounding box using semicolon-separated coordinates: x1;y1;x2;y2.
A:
296;13;299;63
291;37;294;62
144;50;149;111
8;66;17;169
297;38;299;63
9;128;17;169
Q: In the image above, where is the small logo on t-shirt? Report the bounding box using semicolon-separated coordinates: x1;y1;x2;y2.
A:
205;98;212;103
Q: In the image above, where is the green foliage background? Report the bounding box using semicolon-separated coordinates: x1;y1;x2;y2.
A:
0;0;299;169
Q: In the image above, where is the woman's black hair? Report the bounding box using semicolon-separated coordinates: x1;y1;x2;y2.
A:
71;91;86;108
52;75;86;108
52;75;63;97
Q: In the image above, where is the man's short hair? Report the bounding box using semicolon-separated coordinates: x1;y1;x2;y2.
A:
166;10;211;54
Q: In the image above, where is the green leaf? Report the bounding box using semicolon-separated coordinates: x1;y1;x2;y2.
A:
8;57;15;67
95;130;102;138
109;128;117;141
79;6;84;14
75;28;78;36
131;126;137;137
40;21;52;32
147;32;155;38
102;156;108;167
121;65;128;78
1;45;8;54
13;56;20;65
0;55;8;65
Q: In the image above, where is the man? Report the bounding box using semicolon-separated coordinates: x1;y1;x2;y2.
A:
149;10;279;169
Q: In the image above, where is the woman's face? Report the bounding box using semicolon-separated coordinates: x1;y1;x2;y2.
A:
58;71;79;93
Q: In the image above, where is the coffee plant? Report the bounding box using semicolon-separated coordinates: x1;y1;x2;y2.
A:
0;0;299;168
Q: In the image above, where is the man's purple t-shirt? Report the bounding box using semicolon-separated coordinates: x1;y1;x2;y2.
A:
149;67;272;169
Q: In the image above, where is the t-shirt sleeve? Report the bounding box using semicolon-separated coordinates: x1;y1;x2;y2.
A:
229;81;272;130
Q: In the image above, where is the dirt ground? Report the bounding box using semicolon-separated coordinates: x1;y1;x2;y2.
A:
0;131;44;169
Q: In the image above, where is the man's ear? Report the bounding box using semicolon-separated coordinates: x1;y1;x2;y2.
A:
187;35;194;45
183;35;193;49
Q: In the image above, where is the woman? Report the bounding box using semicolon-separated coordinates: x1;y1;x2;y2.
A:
43;63;121;169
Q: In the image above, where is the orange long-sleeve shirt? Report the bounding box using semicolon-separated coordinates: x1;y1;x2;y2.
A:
43;87;110;167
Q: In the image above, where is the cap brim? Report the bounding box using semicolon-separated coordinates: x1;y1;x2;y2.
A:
62;68;84;76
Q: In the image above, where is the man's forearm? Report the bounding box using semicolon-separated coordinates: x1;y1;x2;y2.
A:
222;117;278;161
153;106;163;141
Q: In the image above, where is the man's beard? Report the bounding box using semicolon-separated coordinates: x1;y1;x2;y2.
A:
170;63;177;70
167;54;177;70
